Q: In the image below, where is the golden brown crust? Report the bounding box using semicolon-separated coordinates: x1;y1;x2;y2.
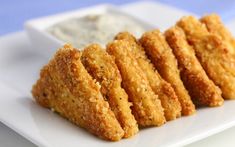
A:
177;16;235;99
139;30;195;115
200;14;235;54
165;26;224;106
32;44;124;141
107;40;166;127
115;32;181;120
81;44;138;138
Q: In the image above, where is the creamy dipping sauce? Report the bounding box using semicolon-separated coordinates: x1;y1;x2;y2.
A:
46;13;147;49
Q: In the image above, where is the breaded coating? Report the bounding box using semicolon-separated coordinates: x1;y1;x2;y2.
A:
139;30;195;116
107;40;166;127
200;14;235;54
177;16;235;99
81;44;138;138
165;26;224;106
31;44;124;141
115;32;181;121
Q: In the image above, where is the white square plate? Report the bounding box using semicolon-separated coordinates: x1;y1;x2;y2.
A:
1;1;235;147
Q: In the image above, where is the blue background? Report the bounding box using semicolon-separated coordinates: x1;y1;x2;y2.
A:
1;0;235;35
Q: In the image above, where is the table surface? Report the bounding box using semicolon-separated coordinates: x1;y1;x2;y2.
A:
1;0;235;147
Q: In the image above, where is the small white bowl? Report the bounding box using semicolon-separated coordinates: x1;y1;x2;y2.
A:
25;4;154;58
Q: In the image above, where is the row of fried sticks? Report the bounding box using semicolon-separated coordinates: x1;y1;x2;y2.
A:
32;14;235;141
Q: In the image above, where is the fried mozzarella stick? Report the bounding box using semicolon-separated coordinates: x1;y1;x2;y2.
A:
139;30;195;115
165;26;224;106
115;32;181;120
200;14;235;54
177;16;235;99
81;44;138;138
107;40;166;127
32;44;124;141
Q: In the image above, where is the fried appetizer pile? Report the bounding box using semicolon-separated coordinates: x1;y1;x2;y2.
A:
177;16;235;99
32;44;124;141
165;26;224;106
139;30;196;115
32;13;235;142
200;14;235;54
81;44;138;138
114;32;181;121
107;40;166;126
